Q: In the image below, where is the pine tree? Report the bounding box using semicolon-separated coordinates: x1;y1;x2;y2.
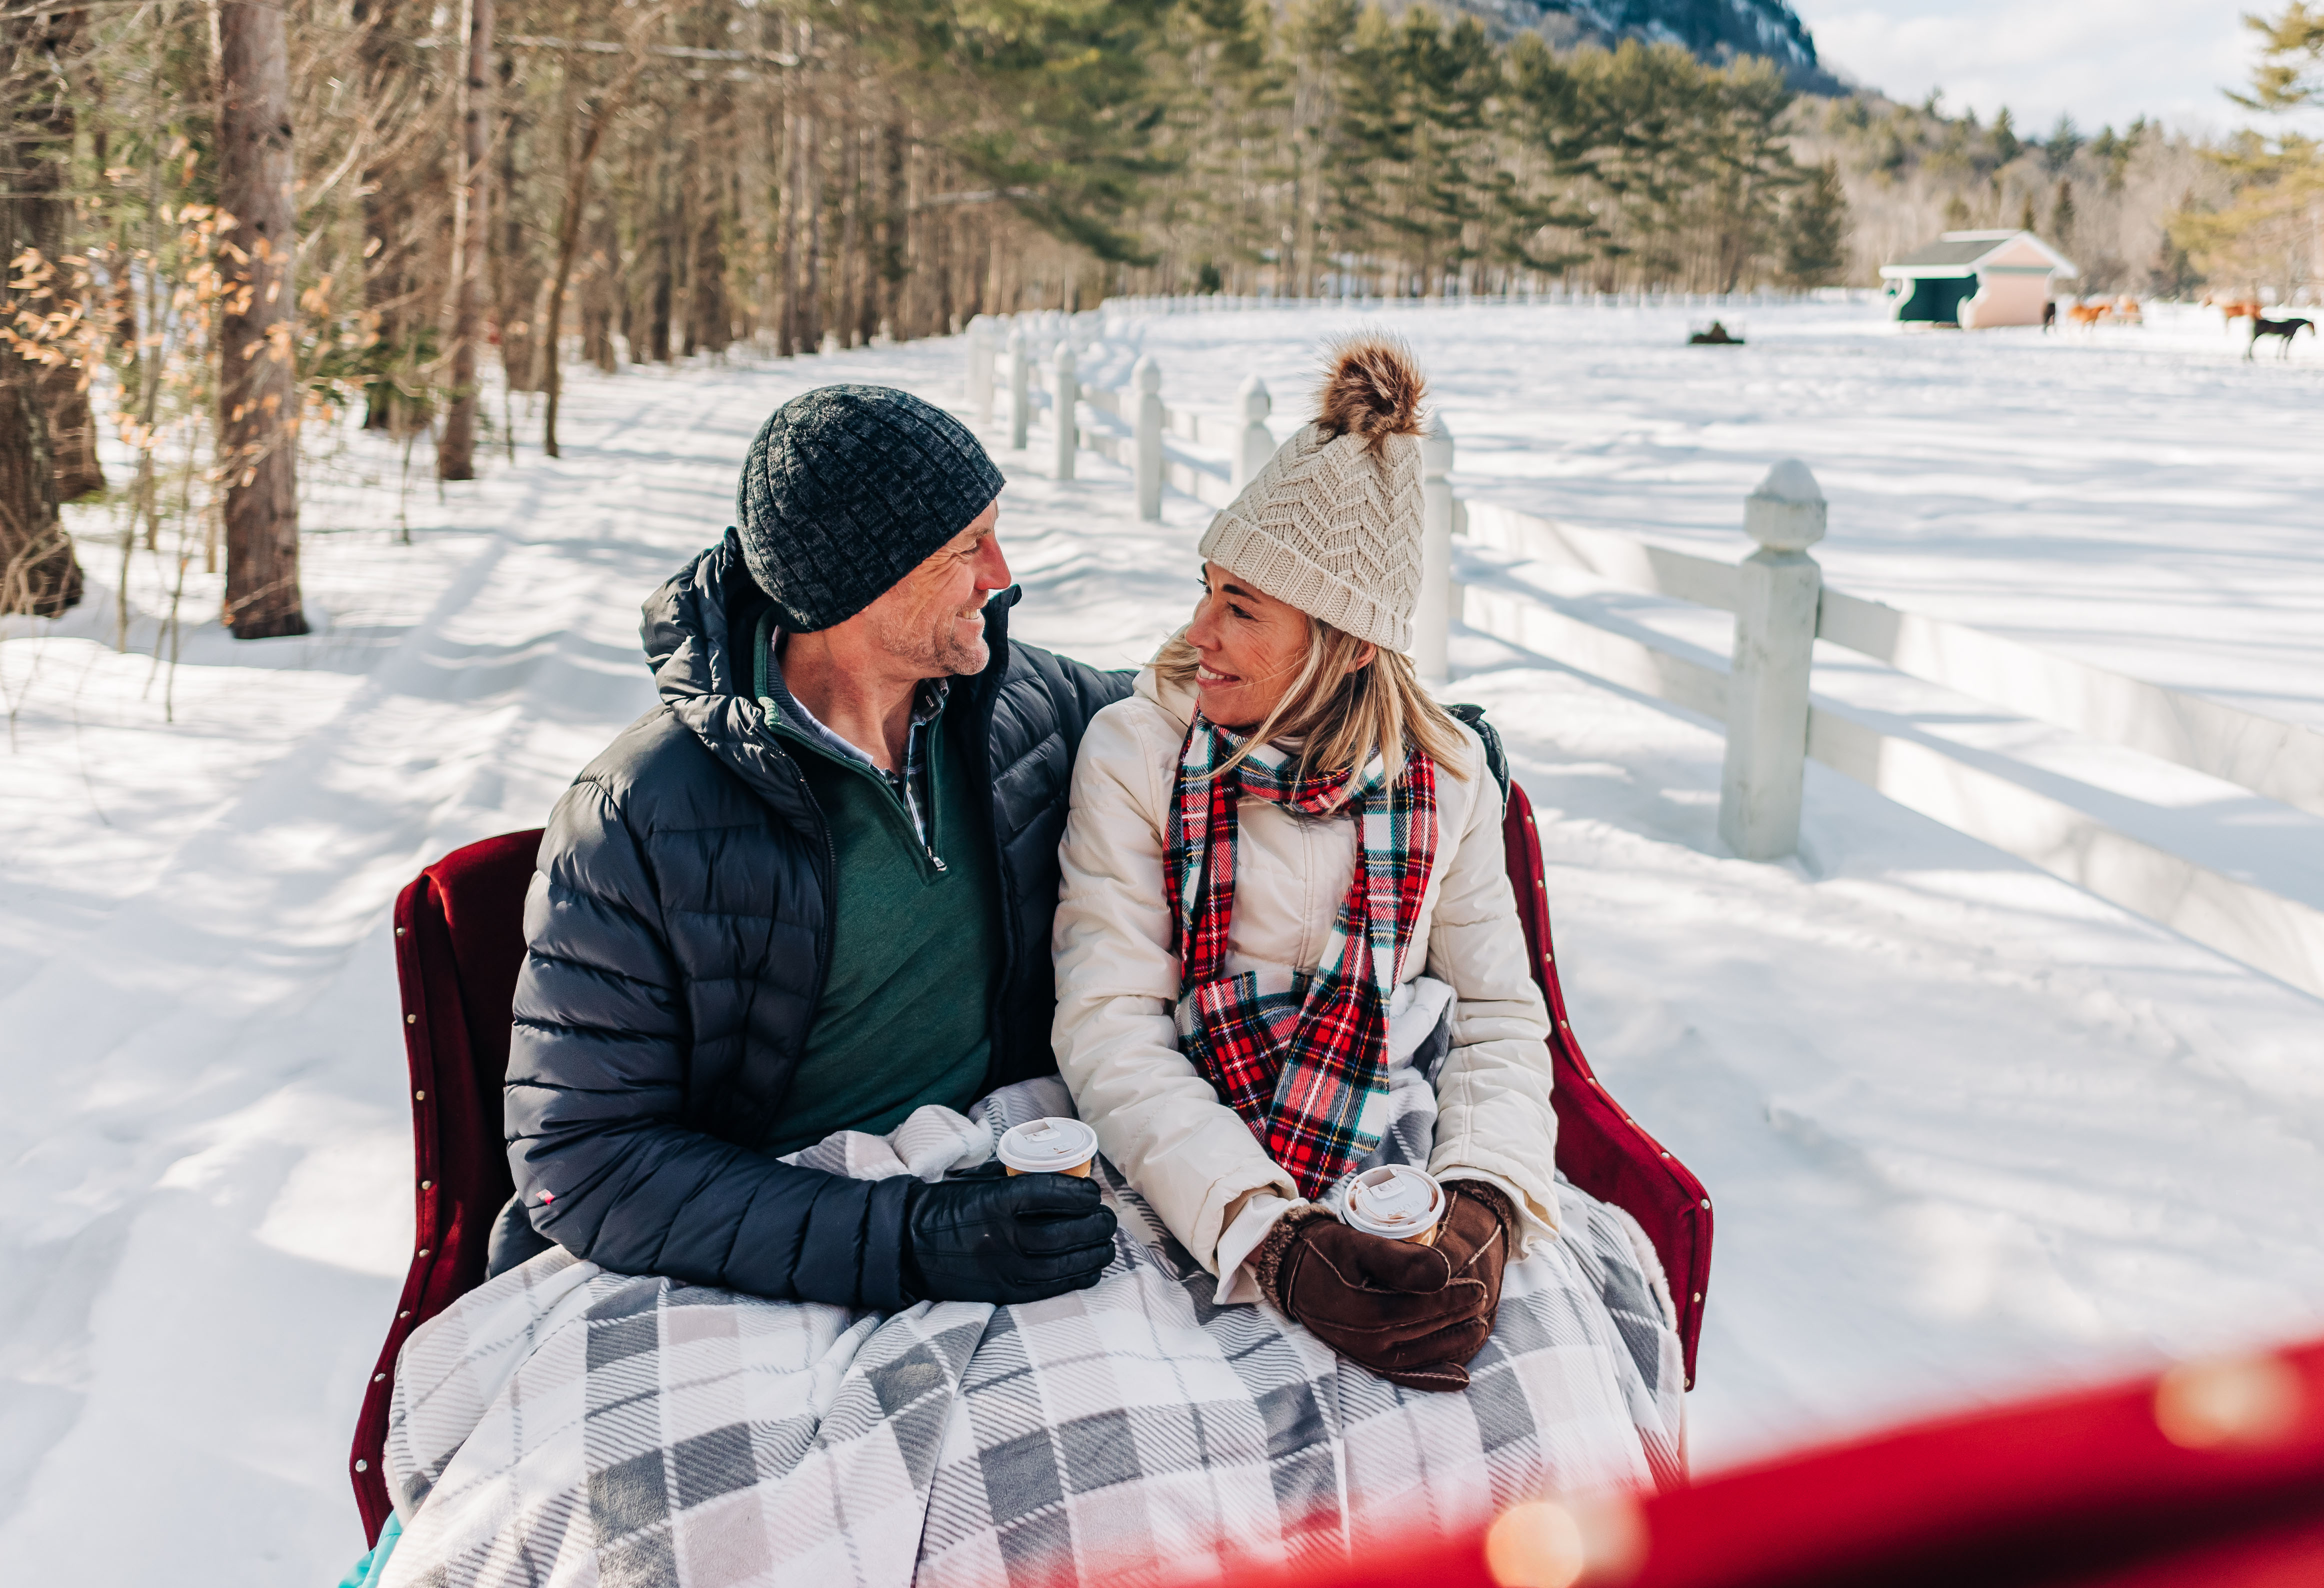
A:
1780;160;1849;285
2050;178;2077;253
1990;106;2020;165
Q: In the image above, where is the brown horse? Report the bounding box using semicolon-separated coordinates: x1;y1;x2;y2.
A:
2248;315;2316;359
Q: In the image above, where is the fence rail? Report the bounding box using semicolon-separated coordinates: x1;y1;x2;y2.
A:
962;312;2324;1000
1466;498;2324;823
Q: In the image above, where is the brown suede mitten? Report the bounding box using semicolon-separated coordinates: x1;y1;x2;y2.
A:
1250;1195;1506;1393
1433;1178;1516;1330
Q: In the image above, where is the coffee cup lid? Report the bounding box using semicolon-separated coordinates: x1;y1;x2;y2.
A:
996;1117;1098;1172
1340;1165;1444;1238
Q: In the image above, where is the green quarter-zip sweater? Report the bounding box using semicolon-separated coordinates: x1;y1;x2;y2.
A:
756;636;1004;1156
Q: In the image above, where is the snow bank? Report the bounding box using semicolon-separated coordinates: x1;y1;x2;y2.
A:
0;306;2317;1586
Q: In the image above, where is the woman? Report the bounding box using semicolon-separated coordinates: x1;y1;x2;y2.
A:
1054;338;1668;1403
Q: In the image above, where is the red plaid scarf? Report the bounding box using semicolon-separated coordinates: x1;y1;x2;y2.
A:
1163;716;1439;1198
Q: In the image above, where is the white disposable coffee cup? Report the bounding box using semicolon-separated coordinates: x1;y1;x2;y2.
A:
1340;1164;1445;1244
996;1117;1098;1178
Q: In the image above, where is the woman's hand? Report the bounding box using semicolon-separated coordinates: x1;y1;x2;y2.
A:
1252;1182;1514;1391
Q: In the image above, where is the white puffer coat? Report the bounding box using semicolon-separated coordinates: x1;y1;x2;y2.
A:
1052;668;1558;1292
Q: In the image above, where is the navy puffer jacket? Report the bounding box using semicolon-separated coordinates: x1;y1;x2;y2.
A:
504;529;1131;1310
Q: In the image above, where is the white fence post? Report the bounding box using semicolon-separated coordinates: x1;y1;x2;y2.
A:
1133;355;1163;521
1416;411;1454;684
1052;342;1078;480
967;317;994;425
1233;375;1272;489
1007;327;1030;450
1717;460;1826;860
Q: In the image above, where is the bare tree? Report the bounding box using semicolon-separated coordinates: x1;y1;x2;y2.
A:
438;0;494;480
217;0;305;638
540;8;665;458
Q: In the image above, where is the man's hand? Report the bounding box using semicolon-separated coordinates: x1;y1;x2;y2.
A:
1253;1182;1514;1392
900;1165;1118;1304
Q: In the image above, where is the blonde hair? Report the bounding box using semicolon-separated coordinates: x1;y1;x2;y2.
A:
1154;618;1470;804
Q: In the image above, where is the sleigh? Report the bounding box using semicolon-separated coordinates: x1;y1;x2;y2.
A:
346;780;1717;1546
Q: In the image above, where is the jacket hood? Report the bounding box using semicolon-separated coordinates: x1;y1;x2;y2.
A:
641;528;789;800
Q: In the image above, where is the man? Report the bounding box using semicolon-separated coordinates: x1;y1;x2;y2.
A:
499;385;1126;1310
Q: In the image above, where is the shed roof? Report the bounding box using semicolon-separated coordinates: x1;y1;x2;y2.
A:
1880;230;2078;280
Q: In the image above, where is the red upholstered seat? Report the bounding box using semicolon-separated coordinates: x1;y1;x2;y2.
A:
348;787;1716;1542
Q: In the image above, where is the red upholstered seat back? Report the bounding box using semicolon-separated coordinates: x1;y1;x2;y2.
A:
350;829;542;1544
350;789;1717;1540
1502;781;1713;1384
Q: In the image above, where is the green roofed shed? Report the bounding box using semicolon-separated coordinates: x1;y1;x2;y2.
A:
1880;230;2078;328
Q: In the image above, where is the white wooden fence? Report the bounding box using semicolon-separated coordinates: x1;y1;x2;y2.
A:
1101;286;1880;314
1460;481;2324;1002
961;314;2324;1000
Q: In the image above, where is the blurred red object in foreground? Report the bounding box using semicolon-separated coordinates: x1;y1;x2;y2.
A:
1183;1336;2324;1588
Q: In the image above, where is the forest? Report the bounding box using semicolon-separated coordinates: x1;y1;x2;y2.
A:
2;0;2318;635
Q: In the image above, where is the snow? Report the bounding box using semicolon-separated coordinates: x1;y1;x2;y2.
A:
0;303;2318;1586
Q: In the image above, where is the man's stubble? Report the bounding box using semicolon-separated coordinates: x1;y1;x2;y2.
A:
876;594;988;679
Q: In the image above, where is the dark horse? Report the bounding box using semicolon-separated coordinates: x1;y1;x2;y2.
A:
2248;315;2315;359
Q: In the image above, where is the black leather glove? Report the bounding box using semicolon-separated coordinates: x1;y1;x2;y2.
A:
900;1164;1118;1304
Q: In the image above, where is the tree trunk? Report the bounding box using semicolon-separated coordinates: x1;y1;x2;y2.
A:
356;0;435;436
0;368;78;616
29;40;104;506
542;58;644;458
802;101;823;350
776;68;798;356
438;0;494;480
580;204;620;370
218;0;305;638
494;58;546;395
0;6;84;614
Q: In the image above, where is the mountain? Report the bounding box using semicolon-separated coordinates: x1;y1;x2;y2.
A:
1432;0;1844;91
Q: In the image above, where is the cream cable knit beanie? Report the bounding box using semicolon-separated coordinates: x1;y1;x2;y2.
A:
1197;338;1428;654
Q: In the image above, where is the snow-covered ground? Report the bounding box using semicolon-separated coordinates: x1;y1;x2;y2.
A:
1;304;2318;1586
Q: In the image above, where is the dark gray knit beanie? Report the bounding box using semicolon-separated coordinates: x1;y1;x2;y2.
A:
735;385;1006;632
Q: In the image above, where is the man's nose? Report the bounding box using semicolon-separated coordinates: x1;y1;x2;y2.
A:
974;532;1011;591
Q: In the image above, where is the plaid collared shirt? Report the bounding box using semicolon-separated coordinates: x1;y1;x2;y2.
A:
780;673;951;854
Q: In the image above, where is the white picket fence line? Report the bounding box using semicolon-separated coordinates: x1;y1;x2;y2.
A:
1101;286;1883;314
960;317;2324;1000
1461;492;2324;1000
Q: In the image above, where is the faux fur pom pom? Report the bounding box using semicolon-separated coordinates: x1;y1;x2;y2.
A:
1314;336;1426;455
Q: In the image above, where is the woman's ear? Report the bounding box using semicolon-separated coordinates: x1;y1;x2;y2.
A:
1342;642;1378;676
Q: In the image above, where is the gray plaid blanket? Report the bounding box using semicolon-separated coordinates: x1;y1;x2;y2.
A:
379;1078;1683;1588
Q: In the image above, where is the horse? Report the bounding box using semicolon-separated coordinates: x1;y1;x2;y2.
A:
2066;302;2110;328
2248;315;2315;359
2204;294;2264;324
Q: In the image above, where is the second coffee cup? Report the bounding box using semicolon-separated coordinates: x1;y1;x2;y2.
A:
1339;1164;1445;1244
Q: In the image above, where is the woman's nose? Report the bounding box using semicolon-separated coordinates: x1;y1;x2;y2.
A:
1186;596;1218;650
